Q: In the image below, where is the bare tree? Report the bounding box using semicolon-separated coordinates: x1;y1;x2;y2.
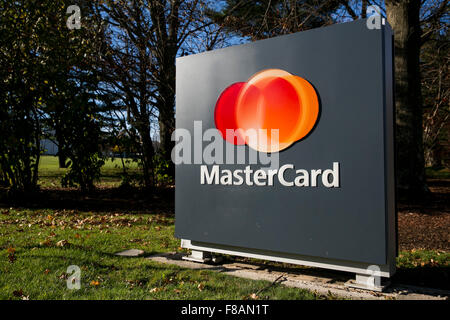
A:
338;0;446;194
384;0;426;194
210;0;340;41
420;0;449;168
96;0;223;187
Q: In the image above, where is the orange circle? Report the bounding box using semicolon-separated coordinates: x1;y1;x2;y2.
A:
214;69;319;153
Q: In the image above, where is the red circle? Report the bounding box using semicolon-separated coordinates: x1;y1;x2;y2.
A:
214;82;246;145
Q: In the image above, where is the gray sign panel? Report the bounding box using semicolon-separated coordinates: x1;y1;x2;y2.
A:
175;20;396;266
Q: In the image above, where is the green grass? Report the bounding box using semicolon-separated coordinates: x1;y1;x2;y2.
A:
396;249;449;269
394;250;449;290
4;157;322;299
0;208;319;300
37;156;68;188
1;207;448;300
426;167;450;179
38;155;141;188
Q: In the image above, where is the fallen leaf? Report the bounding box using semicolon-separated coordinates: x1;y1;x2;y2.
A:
7;247;16;263
12;289;24;297
249;293;259;300
56;240;69;247
40;238;52;246
90;280;100;286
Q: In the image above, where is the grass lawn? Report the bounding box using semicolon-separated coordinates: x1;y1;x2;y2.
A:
0;156;447;300
2;156;320;299
426;167;450;179
0;208;318;300
38;155;141;188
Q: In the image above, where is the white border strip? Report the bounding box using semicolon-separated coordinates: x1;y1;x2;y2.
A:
181;239;395;278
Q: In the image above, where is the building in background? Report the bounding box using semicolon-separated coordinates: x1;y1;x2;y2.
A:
40;139;58;155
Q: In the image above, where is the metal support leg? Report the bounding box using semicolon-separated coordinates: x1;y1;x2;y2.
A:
345;273;390;292
182;250;212;263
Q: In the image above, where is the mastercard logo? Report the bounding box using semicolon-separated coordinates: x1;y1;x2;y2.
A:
214;69;319;153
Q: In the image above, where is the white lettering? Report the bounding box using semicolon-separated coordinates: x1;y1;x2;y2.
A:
199;163;341;188
253;169;267;186
322;162;340;187
278;164;294;187
311;169;322;187
200;165;219;184
294;169;309;187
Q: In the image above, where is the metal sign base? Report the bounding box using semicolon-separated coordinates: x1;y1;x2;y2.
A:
181;239;395;292
182;250;212;263
345;274;391;292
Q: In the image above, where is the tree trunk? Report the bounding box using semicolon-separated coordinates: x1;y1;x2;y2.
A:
138;121;155;190
157;52;176;179
386;0;427;195
158;99;175;177
55;125;68;168
58;153;67;168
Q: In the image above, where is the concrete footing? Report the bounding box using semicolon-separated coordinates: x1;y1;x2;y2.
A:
182;250;212;263
345;274;390;292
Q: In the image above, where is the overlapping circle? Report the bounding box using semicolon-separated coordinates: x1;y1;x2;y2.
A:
214;69;319;153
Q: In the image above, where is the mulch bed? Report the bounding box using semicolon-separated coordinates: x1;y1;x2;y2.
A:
397;179;449;251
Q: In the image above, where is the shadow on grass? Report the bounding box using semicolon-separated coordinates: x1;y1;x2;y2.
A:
393;266;450;291
397;179;450;215
22;253;171;270
0;185;174;214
